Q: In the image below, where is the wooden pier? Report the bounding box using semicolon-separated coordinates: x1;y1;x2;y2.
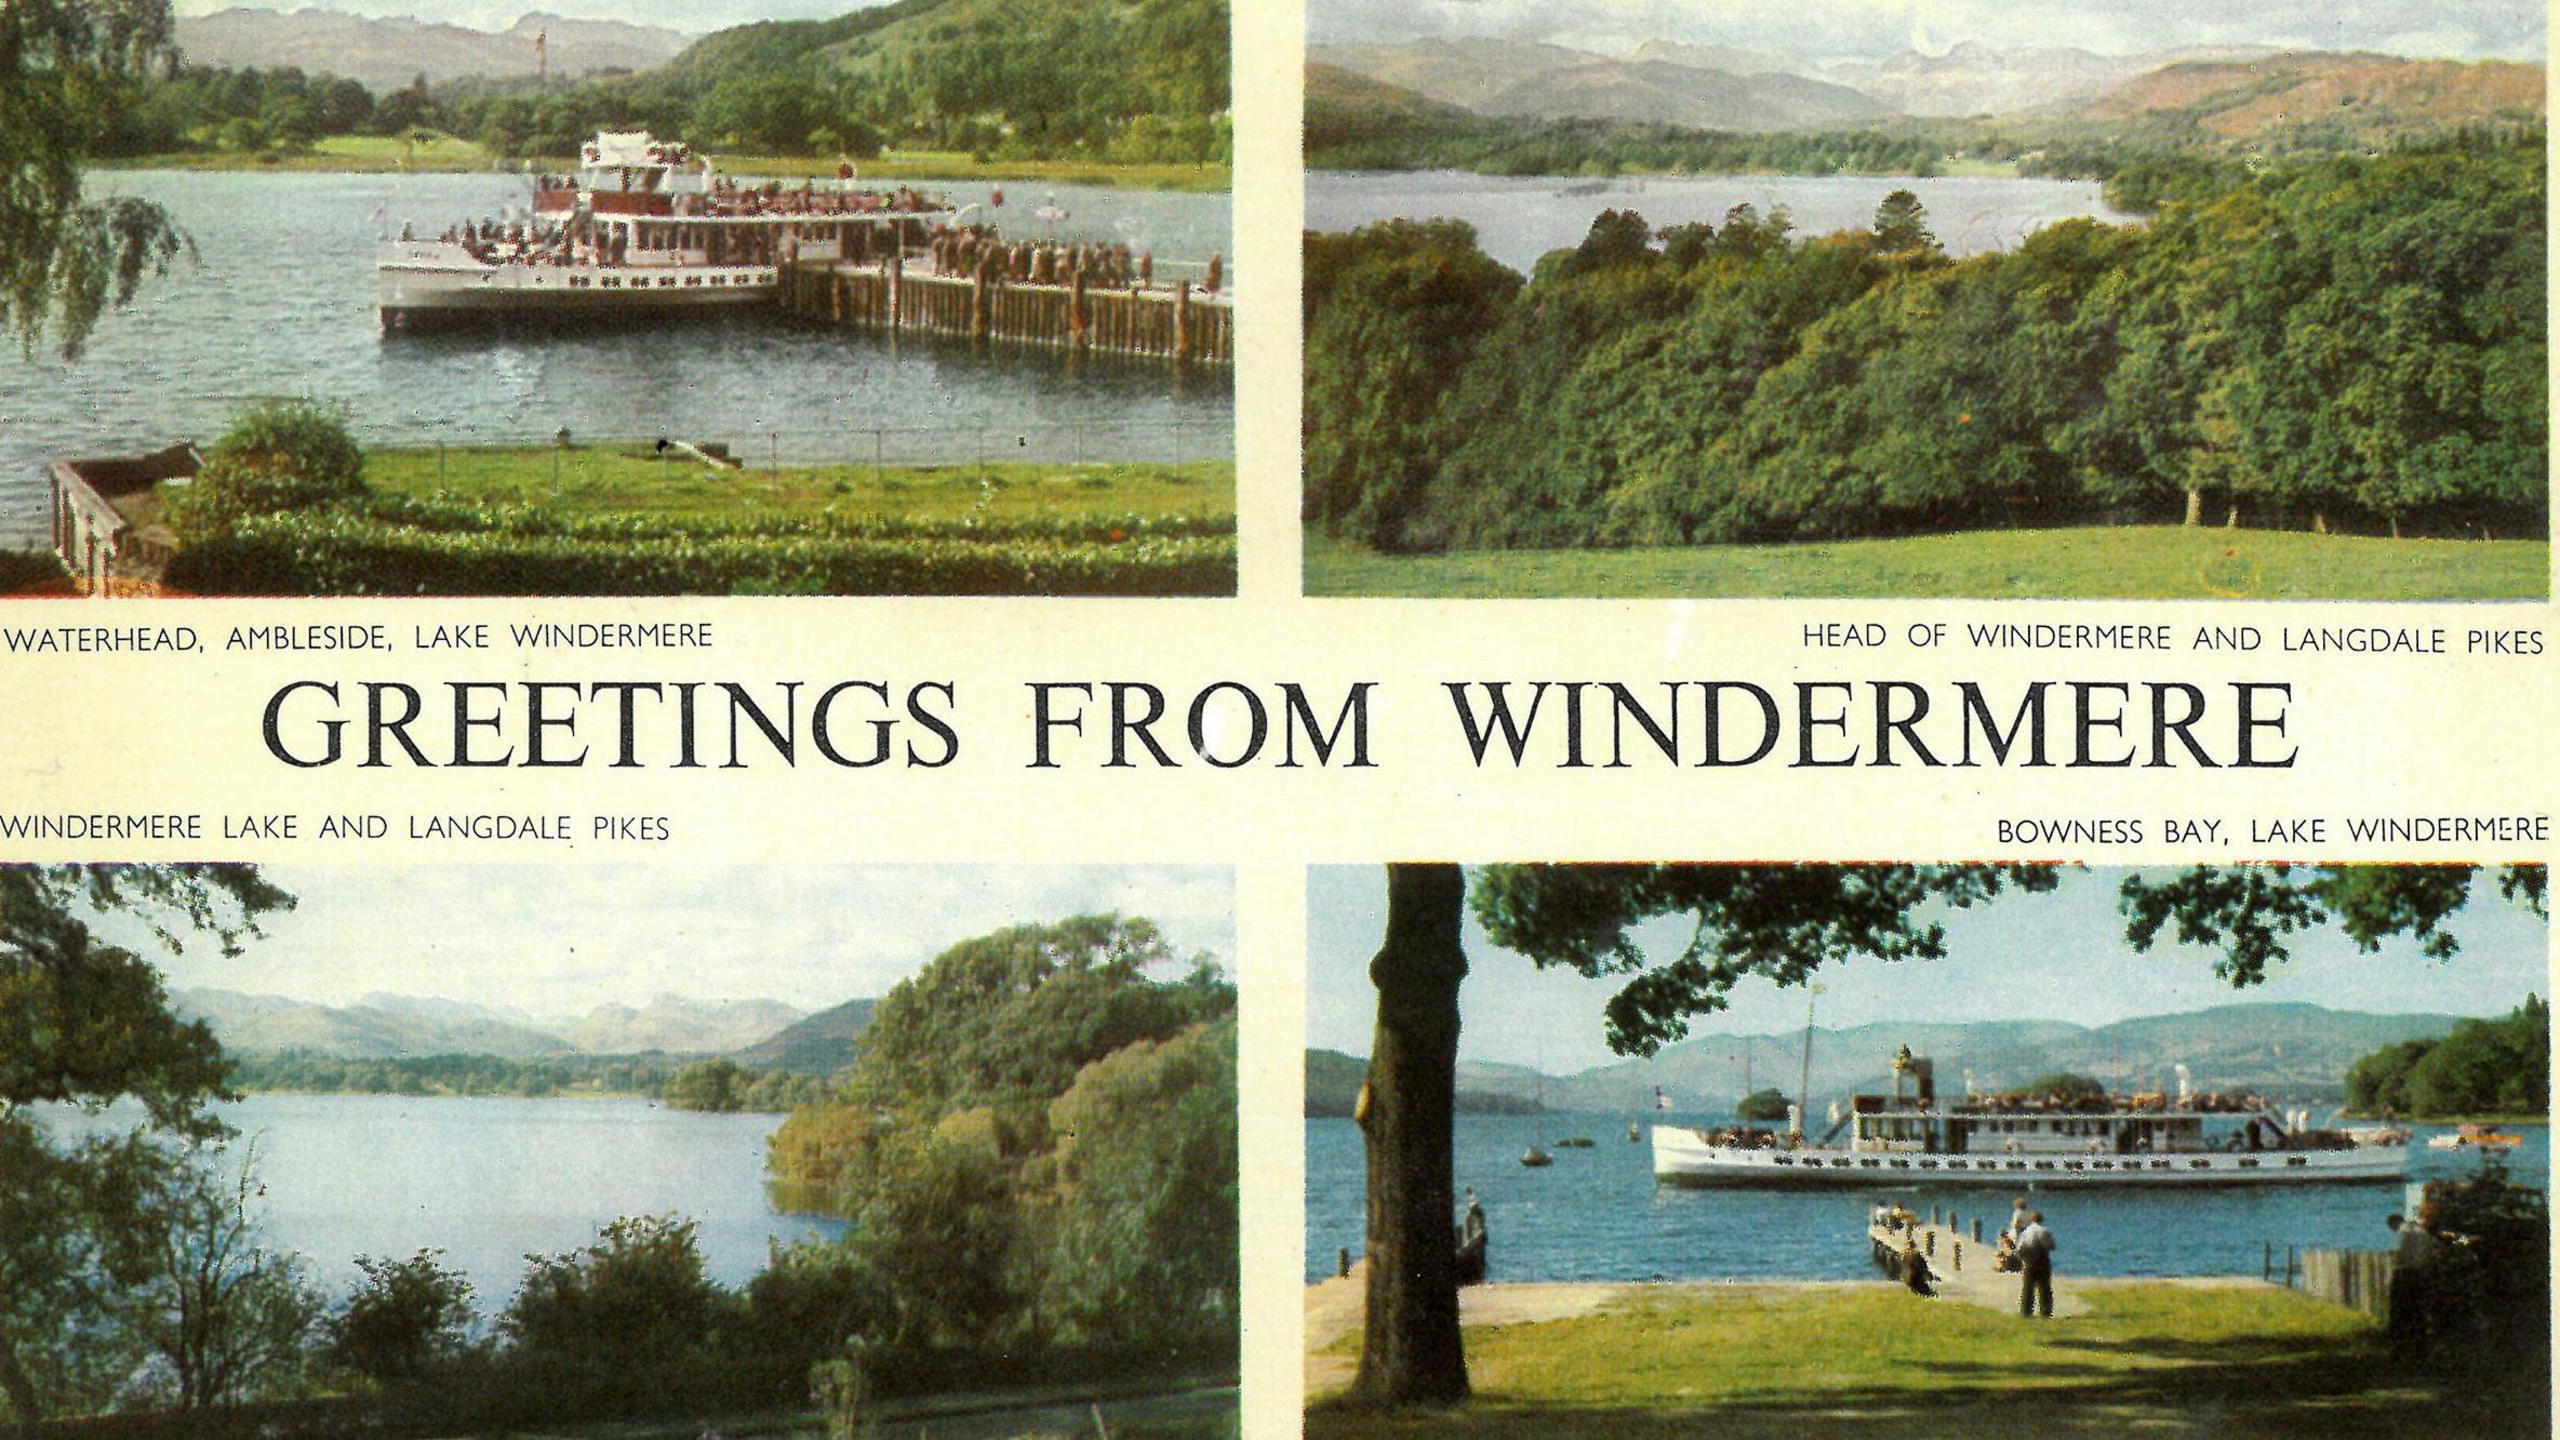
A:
1868;1204;2087;1316
777;257;1232;367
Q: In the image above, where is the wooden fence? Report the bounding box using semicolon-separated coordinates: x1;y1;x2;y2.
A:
777;259;1232;367
2296;1247;2396;1319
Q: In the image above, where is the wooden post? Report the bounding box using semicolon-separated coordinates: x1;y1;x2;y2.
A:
889;250;903;331
1338;1247;1351;1279
1174;281;1192;363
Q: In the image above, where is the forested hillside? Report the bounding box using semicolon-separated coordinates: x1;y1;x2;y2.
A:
1306;138;2545;552
105;0;1230;168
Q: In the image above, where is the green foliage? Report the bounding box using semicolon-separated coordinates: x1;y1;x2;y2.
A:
501;1215;724;1367
1;0;191;358
2120;865;2545;986
172;398;368;542
767;916;1237;1364
1734;1087;1791;1122
2419;1156;2550;1381
1471;864;2062;1056
1302;142;2548;551
661;1056;833;1112
132;1145;325;1410
1303;220;1521;548
230;1050;697;1102
1045;1019;1239;1347
322;1250;474;1385
167;492;1236;597
2021;1073;2110;1109
2346;997;2549;1117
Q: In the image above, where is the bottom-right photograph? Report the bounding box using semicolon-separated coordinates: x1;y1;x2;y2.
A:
1303;863;2550;1440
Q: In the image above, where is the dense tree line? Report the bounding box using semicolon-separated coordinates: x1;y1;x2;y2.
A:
1307;78;2546;183
1306;140;2545;552
766;915;1237;1362
225;1051;828;1109
2346;996;2549;1118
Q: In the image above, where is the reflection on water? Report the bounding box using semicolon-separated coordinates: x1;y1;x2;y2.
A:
0;170;1233;546
1306;1114;2546;1284
1306;170;2136;275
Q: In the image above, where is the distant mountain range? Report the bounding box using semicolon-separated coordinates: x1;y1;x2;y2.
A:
176;987;812;1063
172;9;694;91
1307;1002;2473;1117
1307;39;2542;139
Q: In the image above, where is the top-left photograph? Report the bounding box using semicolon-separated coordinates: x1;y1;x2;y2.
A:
4;0;1234;598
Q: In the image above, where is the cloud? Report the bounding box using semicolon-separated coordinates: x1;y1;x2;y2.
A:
123;863;1232;1016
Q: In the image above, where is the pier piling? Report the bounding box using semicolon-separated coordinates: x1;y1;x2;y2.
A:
779;257;1231;367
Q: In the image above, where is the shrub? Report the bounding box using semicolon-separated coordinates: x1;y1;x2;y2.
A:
501;1215;724;1366
323;1249;474;1385
172;398;365;540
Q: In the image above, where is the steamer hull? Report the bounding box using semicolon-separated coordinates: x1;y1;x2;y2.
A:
1651;1127;2407;1189
377;250;779;333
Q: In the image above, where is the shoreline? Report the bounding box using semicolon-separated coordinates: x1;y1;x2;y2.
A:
97;148;1231;192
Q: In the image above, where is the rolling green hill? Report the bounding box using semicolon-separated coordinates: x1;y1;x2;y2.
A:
737;996;877;1074
664;0;1226;160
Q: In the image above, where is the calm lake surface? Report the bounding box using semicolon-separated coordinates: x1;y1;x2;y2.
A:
57;1094;841;1317
1307;170;2135;275
1305;1114;2548;1284
0;170;1234;549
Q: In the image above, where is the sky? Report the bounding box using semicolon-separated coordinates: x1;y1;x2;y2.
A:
1309;0;2547;63
1306;867;2551;1075
170;0;873;36
101;864;1233;1020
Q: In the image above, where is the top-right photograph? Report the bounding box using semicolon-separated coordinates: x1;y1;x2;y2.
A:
1303;0;2548;601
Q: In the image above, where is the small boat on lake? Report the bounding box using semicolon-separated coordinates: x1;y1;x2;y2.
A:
2427;1123;2524;1151
1653;1047;2407;1189
1520;1145;1553;1167
1556;1136;1595;1148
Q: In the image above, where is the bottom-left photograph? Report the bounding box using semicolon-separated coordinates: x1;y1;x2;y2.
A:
2;862;1240;1439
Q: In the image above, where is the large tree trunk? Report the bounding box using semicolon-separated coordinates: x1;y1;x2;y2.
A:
1351;863;1471;1406
2183;486;2203;527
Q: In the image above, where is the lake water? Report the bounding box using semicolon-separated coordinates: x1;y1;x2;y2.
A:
54;1094;842;1318
0;170;1234;549
1306;170;2135;275
1305;1114;2548;1284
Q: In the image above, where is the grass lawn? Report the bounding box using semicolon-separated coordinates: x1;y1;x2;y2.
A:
366;446;1236;528
1307;1284;2540;1440
1305;526;2550;601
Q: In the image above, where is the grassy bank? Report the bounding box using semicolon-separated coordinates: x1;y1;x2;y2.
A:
1308;1283;2538;1440
366;447;1233;527
162;449;1236;596
1305;527;2551;601
106;137;1229;190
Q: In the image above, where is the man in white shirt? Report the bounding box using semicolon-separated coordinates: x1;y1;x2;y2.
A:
2015;1211;2056;1318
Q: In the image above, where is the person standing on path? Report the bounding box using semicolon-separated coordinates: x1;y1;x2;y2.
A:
2015;1210;2056;1318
